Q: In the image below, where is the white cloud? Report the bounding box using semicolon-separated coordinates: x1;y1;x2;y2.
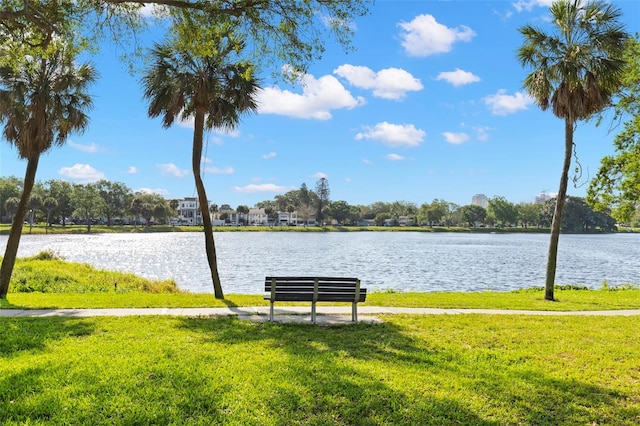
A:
513;0;554;13
362;159;373;165
204;166;234;175
68;141;101;153
398;14;476;57
58;163;105;183
312;172;327;179
127;166;138;174
436;69;481;87
257;73;366;120
443;132;470;145
387;154;406;161
473;126;493;141
355;122;426;148
202;156;212;164
232;183;295;194
138;4;168;17
136;187;170;196
158;163;189;178
262;152;277;159
484;89;535;115
334;65;423;100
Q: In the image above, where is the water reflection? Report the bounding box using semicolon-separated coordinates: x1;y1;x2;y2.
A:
2;232;639;293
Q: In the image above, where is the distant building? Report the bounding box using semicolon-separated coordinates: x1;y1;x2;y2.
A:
471;194;488;208
535;192;552;204
176;197;202;225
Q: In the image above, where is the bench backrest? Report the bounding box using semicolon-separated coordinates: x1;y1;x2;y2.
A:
265;276;366;302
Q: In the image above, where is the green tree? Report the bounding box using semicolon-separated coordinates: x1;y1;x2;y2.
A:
517;202;542;228
142;24;260;299
47;179;74;226
458;205;486;227
299;183;311;209
0;176;21;222
131;192;170;225
518;0;628;301
26;193;43;233
329;200;351;225
237;205;250;225
587;36;640;223
374;212;391;226
1;1;371;79
71;183;105;233
96;180;132;226
418;199;449;227
487;196;518;227
315;177;330;224
43;197;58;230
130;197;143;227
0;47;96;297
541;196;616;232
3;197;20;222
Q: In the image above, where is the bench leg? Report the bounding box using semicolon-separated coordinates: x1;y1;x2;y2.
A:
352;302;358;323
311;301;316;324
269;301;274;322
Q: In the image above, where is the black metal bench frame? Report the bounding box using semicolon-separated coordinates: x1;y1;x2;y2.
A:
264;276;367;324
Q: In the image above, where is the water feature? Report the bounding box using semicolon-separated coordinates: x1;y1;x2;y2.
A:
2;231;639;294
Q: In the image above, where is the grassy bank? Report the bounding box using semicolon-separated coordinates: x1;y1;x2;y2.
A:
2;251;640;311
1;314;639;425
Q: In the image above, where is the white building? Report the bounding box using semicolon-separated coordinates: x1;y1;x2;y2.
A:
535;192;553;204
177;197;202;225
471;194;489;208
247;208;269;225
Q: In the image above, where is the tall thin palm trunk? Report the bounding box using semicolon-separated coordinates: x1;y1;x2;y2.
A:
544;118;574;300
0;155;40;297
192;107;224;299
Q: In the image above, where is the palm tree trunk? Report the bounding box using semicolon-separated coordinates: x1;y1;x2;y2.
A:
0;155;40;297
193;107;224;299
544;118;574;301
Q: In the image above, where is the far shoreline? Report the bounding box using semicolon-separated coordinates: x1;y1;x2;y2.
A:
0;223;631;236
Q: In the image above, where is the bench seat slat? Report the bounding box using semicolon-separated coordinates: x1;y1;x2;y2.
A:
265;276;367;323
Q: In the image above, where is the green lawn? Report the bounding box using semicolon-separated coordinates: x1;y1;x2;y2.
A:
2;253;640;424
1;314;639;425
3;288;640;311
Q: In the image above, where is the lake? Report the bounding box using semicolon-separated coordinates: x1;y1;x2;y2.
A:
2;232;639;294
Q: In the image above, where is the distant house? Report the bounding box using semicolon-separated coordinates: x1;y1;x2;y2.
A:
177;197;202;225
247;208;268;225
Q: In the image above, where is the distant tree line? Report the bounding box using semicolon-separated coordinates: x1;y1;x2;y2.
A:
0;177;171;231
0;176;617;232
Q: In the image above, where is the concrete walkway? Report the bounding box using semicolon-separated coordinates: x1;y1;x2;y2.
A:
2;306;639;325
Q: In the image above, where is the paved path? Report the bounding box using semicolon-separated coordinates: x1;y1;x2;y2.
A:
2;306;639;325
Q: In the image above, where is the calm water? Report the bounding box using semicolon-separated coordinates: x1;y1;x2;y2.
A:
2;232;639;294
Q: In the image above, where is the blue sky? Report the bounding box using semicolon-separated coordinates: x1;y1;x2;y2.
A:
1;0;638;209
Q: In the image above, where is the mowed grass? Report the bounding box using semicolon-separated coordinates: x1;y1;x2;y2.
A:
2;252;640;424
3;288;640;311
1;314;639;425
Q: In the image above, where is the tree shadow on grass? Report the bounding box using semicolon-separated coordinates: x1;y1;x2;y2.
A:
175;317;496;424
0;317;94;357
176;316;636;425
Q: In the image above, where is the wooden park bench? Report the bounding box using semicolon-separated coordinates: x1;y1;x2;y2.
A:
264;276;367;324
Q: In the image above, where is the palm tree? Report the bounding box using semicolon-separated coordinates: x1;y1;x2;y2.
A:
0;49;96;297
518;0;627;301
141;28;260;299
